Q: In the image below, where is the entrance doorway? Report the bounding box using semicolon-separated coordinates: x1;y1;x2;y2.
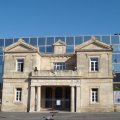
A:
43;86;70;111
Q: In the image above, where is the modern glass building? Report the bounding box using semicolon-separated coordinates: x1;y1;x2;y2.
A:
0;35;120;83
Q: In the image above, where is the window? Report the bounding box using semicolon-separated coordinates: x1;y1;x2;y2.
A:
15;88;22;102
16;59;24;72
91;88;98;103
90;57;99;72
54;62;66;70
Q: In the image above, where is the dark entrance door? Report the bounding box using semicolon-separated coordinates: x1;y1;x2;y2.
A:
55;87;63;110
45;87;52;108
64;87;71;111
55;87;63;99
45;86;70;111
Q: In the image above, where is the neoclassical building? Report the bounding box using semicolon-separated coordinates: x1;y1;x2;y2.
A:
1;37;114;112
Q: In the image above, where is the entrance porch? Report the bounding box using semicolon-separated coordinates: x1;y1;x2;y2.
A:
29;85;81;112
42;86;70;111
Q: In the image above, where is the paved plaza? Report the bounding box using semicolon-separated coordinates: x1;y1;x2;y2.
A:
0;112;120;120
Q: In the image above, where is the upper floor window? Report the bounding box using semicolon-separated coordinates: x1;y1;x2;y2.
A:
90;57;99;72
91;88;98;103
54;62;66;70
16;59;24;72
15;88;22;102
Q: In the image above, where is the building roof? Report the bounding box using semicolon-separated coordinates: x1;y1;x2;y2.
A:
75;37;112;52
4;39;39;53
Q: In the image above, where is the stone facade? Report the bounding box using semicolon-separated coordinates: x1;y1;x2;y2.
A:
1;37;114;112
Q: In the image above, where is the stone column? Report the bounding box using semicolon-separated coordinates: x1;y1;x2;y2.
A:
37;86;41;112
71;86;75;112
30;86;35;112
76;86;81;112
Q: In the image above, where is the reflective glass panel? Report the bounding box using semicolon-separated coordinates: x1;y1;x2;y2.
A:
113;64;120;72
38;37;46;45
111;36;119;44
14;38;19;43
0;56;3;64
0;73;3;81
47;37;54;45
113;45;120;53
84;36;91;42
101;36;110;44
5;39;13;46
39;47;46;53
112;54;120;63
0;39;4;47
66;37;74;45
22;38;29;43
0;48;3;55
46;46;53;53
66;45;74;53
75;36;83;45
55;37;65;42
30;38;37;46
0;65;3;73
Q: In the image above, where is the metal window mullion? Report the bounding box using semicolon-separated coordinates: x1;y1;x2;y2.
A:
13;38;15;43
83;35;85;42
4;38;5;47
45;37;47;53
100;35;102;41
37;37;38;46
29;37;30;44
119;35;120;44
110;35;112;45
74;36;75;53
54;36;55;44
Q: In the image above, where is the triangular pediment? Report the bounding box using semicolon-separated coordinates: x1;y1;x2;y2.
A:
53;40;66;46
75;37;112;52
4;39;39;53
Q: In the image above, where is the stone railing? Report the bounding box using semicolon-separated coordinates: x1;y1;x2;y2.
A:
31;70;81;77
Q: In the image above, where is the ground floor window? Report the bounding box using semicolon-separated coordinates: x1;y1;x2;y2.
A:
91;88;98;103
15;88;22;102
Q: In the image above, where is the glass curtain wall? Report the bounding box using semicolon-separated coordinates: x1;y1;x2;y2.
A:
0;35;120;82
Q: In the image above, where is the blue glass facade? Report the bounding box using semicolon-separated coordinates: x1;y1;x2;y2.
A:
0;35;120;82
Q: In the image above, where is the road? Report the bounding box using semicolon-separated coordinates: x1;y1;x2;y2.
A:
0;112;120;120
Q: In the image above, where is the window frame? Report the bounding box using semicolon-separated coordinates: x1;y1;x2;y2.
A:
53;62;66;70
15;88;22;102
89;57;99;72
16;59;24;72
91;88;99;104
